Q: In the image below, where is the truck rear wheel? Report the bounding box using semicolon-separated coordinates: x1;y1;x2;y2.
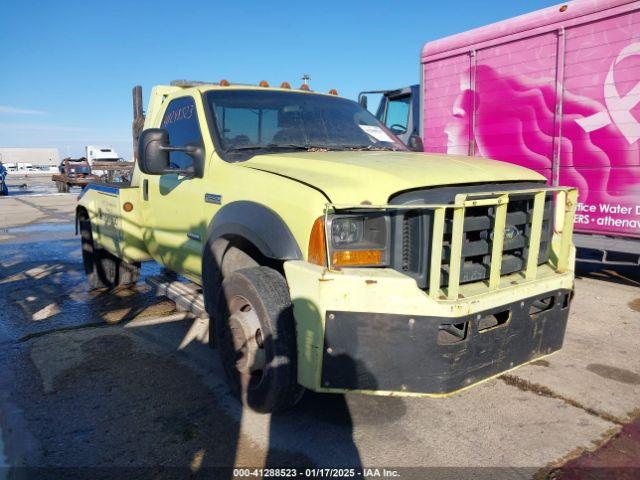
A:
79;213;140;290
215;266;304;413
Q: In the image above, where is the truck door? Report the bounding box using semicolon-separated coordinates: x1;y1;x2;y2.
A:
141;95;207;279
376;86;420;147
381;93;412;144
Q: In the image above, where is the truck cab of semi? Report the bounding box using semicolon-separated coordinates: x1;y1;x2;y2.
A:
359;85;420;150
77;80;577;413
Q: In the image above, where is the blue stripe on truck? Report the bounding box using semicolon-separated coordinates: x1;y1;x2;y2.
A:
78;183;120;200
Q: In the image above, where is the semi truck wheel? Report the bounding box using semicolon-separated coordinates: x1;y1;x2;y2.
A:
215;266;304;413
79;213;140;290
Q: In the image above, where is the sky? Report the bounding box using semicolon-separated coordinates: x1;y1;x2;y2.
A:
0;0;559;160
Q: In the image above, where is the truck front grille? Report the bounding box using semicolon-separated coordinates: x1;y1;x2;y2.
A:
438;196;552;286
389;183;557;296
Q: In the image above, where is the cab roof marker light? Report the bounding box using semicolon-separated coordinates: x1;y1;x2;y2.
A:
328;89;338;95
259;80;269;87
300;84;310;91
219;79;230;86
280;81;291;89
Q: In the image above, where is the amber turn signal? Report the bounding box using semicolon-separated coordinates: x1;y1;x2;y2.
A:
332;249;383;267
123;202;134;212
308;217;327;266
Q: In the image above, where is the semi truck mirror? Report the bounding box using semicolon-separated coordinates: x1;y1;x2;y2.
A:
138;128;171;175
359;94;368;109
408;134;423;152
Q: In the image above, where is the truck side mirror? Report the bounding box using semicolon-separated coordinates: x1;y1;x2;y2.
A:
408;134;423;152
138;129;170;175
359;94;368;109
138;128;204;177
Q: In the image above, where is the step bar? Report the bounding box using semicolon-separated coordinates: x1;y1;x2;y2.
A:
145;274;208;318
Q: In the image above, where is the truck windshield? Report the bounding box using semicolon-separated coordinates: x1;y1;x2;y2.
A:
205;90;407;158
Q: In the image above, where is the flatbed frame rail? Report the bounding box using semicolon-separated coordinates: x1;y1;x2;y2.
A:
324;186;578;300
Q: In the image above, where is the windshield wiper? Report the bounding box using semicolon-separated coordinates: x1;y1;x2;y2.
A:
228;143;318;152
339;145;400;151
228;143;400;153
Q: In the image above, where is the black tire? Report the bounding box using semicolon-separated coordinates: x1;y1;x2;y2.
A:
79;212;140;290
215;266;304;413
203;240;258;349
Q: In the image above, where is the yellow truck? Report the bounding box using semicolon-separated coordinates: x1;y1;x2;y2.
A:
77;80;578;413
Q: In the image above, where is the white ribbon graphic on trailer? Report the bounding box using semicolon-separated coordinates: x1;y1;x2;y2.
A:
576;42;640;145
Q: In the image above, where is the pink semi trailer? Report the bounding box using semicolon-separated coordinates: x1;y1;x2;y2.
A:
362;0;640;265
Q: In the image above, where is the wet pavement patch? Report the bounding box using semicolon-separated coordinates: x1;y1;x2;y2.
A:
586;364;640;386
0;222;74;235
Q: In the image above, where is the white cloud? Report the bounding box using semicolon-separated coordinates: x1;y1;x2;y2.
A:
0;105;48;115
0;122;94;133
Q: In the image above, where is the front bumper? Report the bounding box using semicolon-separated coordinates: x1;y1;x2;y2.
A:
284;261;574;396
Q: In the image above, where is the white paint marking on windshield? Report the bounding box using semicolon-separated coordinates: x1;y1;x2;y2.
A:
359;124;393;142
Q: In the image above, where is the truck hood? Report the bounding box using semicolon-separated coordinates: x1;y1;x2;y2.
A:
241;151;545;205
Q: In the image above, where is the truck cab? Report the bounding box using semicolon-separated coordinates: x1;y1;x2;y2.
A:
359;85;420;149
77;80;577;413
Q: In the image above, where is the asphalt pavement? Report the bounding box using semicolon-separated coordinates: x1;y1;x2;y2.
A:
0;180;638;479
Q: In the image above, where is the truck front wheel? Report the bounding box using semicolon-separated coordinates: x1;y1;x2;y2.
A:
79;213;140;290
216;266;304;413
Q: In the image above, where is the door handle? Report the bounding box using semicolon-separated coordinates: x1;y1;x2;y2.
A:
143;179;149;201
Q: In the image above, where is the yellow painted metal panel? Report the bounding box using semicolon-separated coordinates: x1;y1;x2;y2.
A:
429;208;446;298
525;191;545;280
557;189;578;273
242;151;545;206
447;207;465;300
488;197;508;290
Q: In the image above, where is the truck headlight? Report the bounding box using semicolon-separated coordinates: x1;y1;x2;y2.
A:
331;217;364;247
308;213;389;267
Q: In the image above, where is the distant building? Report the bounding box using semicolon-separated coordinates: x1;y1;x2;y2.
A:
0;147;60;172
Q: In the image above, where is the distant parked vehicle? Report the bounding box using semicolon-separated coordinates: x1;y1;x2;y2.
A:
86;145;125;179
0;162;8;196
52;157;97;193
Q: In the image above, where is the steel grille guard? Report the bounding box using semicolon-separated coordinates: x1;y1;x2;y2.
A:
323;186;578;300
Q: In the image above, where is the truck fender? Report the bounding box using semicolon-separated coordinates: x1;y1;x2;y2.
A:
205;201;303;261
201;201;302;318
